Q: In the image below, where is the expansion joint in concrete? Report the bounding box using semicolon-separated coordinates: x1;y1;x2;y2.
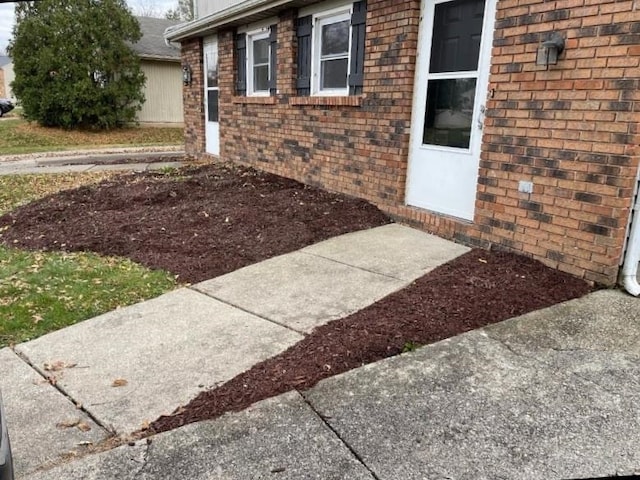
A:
298;391;382;480
299;250;409;283
10;347;116;436
187;286;308;337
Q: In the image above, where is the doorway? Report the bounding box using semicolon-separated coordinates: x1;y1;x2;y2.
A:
204;36;219;156
406;0;497;221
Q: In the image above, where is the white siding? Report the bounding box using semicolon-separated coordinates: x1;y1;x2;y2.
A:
2;62;15;101
138;60;184;124
196;0;244;18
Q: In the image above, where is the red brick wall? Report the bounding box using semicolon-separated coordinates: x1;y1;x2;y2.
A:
181;0;640;285
217;0;421;204
474;0;640;284
182;38;205;155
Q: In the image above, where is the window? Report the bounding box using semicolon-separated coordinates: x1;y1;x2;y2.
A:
296;1;367;97
236;24;278;96
315;12;351;94
248;30;270;95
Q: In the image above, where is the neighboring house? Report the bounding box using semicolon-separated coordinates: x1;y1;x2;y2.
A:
133;16;184;124
0;56;15;101
166;0;640;293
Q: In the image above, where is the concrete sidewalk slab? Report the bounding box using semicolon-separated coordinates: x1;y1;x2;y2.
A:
484;289;640;355
194;250;407;334
303;290;640;480
0;164;95;175
15;288;303;434
0;348;107;477
302;223;471;281
26;392;375;480
36;151;184;167
0;161;187;176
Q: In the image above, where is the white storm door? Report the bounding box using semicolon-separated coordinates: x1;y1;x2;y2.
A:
204;36;220;156
406;0;496;221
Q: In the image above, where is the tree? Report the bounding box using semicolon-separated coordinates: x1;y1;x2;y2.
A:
8;0;146;129
165;0;194;21
133;0;164;18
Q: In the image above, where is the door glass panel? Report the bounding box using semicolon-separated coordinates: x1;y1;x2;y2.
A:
207;89;219;122
423;78;477;148
430;0;485;73
206;51;218;88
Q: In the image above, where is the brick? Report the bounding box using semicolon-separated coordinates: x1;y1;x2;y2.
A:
178;0;639;287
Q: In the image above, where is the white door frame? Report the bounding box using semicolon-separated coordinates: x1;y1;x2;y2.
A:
204;36;220;156
406;0;497;221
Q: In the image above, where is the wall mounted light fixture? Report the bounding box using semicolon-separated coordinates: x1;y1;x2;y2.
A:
536;33;565;68
182;64;193;86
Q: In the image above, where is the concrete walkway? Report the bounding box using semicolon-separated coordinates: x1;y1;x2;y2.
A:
1;156;638;478
0;146;188;175
0;224;471;478
12;289;640;480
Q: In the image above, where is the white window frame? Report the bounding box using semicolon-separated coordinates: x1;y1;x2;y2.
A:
246;28;271;97
311;6;352;96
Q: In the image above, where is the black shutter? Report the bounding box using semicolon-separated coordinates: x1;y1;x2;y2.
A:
349;0;367;95
296;15;312;96
236;32;247;96
269;24;278;95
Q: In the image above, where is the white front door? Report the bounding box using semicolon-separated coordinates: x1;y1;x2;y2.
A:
204;36;220;156
406;0;497;221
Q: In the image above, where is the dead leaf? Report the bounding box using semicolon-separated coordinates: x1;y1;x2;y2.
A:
478;258;488;263
44;360;77;371
57;418;81;429
77;422;92;432
32;314;43;324
140;420;150;430
112;378;128;387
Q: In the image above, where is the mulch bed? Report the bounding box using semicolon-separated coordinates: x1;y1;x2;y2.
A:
150;248;593;434
0;163;390;283
0;161;594;435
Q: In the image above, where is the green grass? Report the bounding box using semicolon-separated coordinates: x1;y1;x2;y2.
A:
0;173;179;347
0;118;184;155
0;171;120;215
0;248;177;347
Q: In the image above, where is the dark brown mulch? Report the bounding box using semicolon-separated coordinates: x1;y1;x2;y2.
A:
0;163;390;283
150;249;593;434
0;161;594;436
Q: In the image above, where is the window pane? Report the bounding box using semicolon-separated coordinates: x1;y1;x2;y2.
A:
430;0;485;73
206;50;218;88
423;77;477;148
321;58;348;89
254;64;269;91
321;20;349;56
207;89;219;123
253;38;270;65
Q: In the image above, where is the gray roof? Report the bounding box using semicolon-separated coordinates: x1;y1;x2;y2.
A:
0;56;11;68
132;16;181;62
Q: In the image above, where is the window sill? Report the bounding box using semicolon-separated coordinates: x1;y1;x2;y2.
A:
232;96;277;105
289;96;364;107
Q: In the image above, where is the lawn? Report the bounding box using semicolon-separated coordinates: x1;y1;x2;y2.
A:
0;172;178;347
0;118;184;155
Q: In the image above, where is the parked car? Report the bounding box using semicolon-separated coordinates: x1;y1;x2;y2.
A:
0;99;14;117
0;391;13;480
